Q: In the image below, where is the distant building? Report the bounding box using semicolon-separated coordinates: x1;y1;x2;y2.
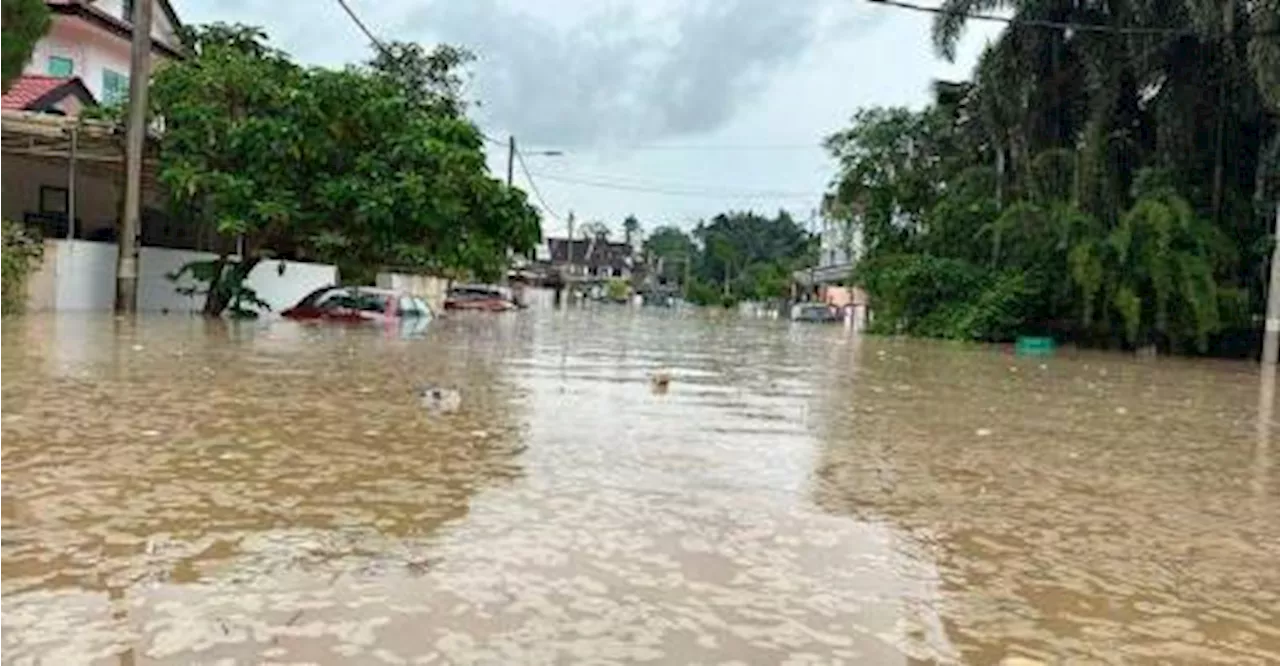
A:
546;237;633;280
794;215;867;324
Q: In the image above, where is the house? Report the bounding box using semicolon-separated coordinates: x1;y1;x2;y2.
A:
2;0;204;249
26;0;184;107
0;1;336;315
793;214;868;324
546;237;634;280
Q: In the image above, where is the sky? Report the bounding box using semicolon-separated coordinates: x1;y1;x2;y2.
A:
178;0;1001;239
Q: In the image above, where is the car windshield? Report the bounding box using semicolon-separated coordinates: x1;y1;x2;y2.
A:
294;285;340;309
319;289;386;313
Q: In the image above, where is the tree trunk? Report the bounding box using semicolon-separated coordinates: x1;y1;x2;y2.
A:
201;257;229;317
201;255;261;318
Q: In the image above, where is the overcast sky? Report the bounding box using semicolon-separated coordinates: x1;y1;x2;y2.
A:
179;0;1000;239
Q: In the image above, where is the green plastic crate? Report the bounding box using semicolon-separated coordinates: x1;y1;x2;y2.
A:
1015;336;1056;356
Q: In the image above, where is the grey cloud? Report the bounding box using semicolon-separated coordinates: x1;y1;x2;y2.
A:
399;0;847;146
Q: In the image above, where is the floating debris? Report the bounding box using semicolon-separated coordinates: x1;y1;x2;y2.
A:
650;371;672;394
416;385;461;413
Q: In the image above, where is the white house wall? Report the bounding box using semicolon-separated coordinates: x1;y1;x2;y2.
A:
53;241;117;310
92;0;180;45
35;240;337;315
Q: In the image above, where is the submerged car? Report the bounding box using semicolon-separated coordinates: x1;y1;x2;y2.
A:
792;303;842;323
443;284;517;312
282;286;433;323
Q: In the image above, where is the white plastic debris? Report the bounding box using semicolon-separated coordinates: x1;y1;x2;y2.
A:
975;428;993;437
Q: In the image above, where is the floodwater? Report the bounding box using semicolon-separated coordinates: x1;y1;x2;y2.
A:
1;309;1276;665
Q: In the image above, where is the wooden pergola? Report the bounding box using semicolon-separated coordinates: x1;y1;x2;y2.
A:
1;109;161;240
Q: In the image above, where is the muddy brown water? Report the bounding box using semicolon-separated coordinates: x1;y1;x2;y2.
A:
2;310;1276;665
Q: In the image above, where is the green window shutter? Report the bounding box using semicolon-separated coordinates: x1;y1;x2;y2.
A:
103;70;129;105
47;56;74;77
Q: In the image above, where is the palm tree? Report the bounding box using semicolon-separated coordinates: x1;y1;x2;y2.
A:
622;215;641;250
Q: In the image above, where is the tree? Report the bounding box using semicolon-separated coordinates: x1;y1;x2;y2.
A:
691;210;812;304
2;0;50;91
644;226;696;283
622;215;641;248
819;0;1275;352
151;24;540;315
368;41;475;117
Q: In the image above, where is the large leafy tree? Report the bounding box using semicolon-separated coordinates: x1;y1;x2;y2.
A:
152;24;540;315
644;225;696;282
692;210;812;301
2;0;50;91
368;41;475;117
821;0;1276;352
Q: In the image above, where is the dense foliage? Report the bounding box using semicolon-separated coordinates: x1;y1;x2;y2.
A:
643;211;814;307
1;0;49;91
2;219;42;315
151;24;540;315
827;1;1279;353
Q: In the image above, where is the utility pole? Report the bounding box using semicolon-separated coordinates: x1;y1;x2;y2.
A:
565;211;576;304
115;0;153;313
1264;202;1280;366
506;135;515;187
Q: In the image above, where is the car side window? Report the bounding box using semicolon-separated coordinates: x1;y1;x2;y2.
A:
412;297;432;316
399;296;420;316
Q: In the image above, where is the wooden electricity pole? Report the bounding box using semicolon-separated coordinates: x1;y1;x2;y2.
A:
115;0;153;313
506;135;516;187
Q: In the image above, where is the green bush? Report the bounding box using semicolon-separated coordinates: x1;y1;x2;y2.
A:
604;278;629;303
854;253;1039;341
2;220;42;315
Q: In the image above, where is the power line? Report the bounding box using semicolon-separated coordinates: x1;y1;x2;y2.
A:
866;0;1195;36
333;0;394;57
525;171;821;200
514;148;565;224
547;142;822;152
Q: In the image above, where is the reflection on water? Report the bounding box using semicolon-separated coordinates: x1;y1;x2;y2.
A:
2;310;1276;664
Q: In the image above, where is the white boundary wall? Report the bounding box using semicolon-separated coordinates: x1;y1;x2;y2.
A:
29;240;337;314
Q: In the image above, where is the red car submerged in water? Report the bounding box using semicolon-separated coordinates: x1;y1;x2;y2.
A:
443;284;518;312
282;286;434;323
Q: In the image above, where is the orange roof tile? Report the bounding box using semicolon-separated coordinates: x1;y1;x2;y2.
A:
1;75;72;110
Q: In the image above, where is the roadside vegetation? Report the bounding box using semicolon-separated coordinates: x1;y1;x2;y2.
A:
643;211;815;307
148;24;540;316
2;219;43;315
824;1;1278;353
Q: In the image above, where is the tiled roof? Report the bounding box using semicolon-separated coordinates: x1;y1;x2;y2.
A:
1;75;71;110
547;238;633;268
